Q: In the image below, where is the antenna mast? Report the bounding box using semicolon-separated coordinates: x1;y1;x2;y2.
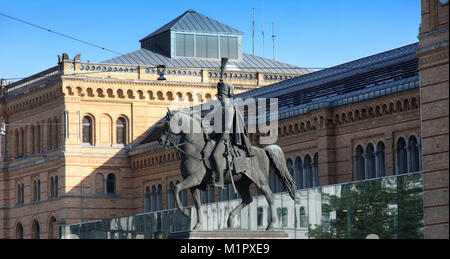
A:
252;8;255;56
262;1;265;57
272;20;276;60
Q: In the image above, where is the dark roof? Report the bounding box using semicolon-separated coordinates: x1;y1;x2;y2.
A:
238;42;419;99
133;42;419;150
102;48;309;74
140;9;242;41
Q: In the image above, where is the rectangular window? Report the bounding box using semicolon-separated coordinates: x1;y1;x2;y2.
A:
184;34;194;57
228;37;238;59
220;37;229;58
176;34;194;57
196;35;207;58
176;34;184;57
207;36;218;58
220;36;238;59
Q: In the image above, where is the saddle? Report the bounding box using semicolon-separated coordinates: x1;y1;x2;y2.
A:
202;139;253;178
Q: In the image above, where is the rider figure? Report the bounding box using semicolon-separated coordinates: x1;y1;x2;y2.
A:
211;81;255;189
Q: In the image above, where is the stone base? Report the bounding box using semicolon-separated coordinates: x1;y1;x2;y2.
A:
167;229;289;239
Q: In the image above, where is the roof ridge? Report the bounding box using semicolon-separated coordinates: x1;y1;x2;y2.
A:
140;9;242;42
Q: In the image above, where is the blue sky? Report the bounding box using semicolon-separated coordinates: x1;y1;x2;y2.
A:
0;0;420;80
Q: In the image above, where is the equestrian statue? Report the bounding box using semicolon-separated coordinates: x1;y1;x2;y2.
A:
159;58;296;231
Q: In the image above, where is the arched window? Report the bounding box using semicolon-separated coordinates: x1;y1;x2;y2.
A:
299;207;307;228
54;176;58;197
50;176;59;198
106;173;116;194
151;186;157;212
157;91;164;100
33;180;40;201
53;118;59;149
376;142;386;177
177;181;188;207
144;186;151;212
50;177;54;198
269;168;276;193
295;157;304;190
156;185;162;211
47;119;52;150
82;116;93;145
13;129;18;157
166;92;173;101
20;128;25;156
304;155;313;188
17;184;22;205
19;184;24;204
168;182;175;209
16;222;24;239
271;165;284;193
32;220;40;239
408;136;420;172
354;146;365;180
116;117;127;145
49;217;57;239
313;153;319;187
396;138;408;174
366;144;376;179
37;123;42;154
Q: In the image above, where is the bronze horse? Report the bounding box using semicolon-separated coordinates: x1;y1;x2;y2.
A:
159;109;295;231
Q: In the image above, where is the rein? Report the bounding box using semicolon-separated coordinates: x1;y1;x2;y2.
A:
166;132;204;161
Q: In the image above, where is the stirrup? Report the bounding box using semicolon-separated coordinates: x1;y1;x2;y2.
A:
212;182;225;190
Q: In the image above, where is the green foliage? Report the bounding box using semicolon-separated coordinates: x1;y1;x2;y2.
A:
308;174;424;239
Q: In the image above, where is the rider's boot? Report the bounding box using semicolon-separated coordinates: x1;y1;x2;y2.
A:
212;170;225;190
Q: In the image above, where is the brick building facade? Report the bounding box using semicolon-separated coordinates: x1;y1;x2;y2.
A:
417;0;449;239
0;10;307;239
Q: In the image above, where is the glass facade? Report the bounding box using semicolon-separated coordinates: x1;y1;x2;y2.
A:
175;33;239;59
61;172;423;239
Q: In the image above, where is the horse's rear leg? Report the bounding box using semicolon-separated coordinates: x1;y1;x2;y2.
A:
227;178;253;229
258;183;277;231
191;188;203;231
175;175;202;217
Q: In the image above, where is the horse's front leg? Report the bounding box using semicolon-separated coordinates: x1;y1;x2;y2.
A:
177;159;206;230
191;188;203;231
175;174;203;217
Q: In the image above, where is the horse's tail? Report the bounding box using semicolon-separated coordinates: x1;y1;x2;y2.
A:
264;145;296;201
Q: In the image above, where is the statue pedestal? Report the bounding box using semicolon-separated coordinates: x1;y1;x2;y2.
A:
168;229;289;239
